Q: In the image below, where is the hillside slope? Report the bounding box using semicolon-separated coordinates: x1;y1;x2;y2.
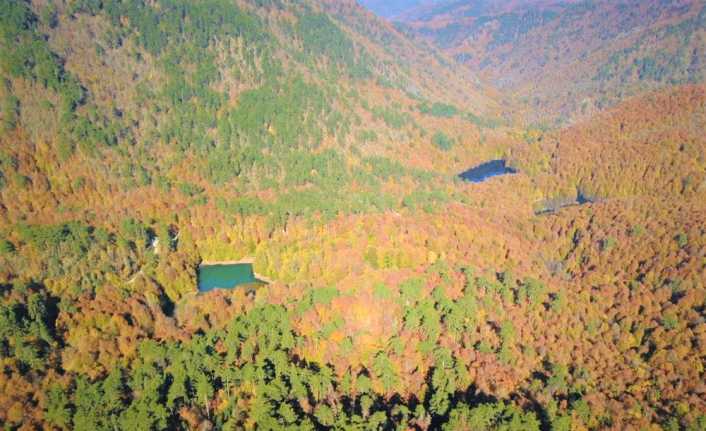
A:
0;0;509;229
511;84;706;203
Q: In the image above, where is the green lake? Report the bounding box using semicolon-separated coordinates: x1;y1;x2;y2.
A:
197;263;261;292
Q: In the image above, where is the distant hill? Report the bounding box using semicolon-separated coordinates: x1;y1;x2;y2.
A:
394;0;583;22
397;0;706;124
357;0;430;18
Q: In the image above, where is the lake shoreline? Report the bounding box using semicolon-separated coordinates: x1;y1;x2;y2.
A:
199;257;255;266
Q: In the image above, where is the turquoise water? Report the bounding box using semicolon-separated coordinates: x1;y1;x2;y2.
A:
198;263;258;292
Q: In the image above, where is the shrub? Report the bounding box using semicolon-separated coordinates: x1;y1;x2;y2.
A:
600;236;616;251
629;225;645;237
675;232;688;248
373;283;392;299
0;238;15;254
662;313;678;330
419;102;458;118
1;95;19;131
432;131;453;151
372;105;409;129
177;182;205;197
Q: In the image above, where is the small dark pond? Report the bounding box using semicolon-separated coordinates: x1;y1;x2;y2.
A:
459;159;517;183
198;263;263;292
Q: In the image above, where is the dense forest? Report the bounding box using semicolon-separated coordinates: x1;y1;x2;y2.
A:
0;0;705;430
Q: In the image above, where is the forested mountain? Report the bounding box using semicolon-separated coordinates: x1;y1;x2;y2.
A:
1;0;705;430
0;0;510;265
396;0;706;124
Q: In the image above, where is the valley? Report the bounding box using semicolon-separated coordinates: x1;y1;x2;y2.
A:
396;0;706;125
0;0;704;430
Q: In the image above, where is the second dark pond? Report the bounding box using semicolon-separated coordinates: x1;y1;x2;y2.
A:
459;159;517;183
